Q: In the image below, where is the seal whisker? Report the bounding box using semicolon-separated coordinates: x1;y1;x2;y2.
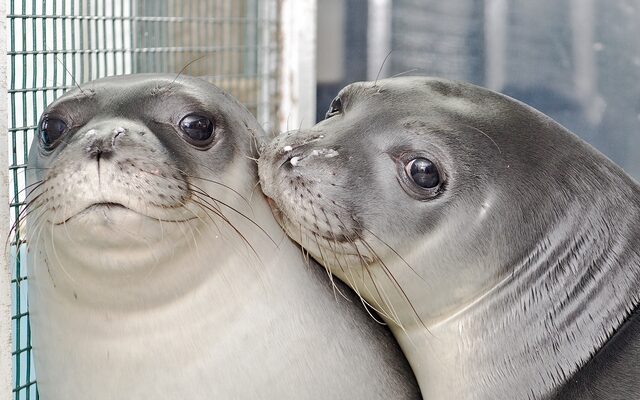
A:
8;201;39;242
230;141;260;164
10;179;45;205
190;188;276;247
248;179;263;204
185;180;274;245
190;195;263;265
344;258;388;325
315;205;350;277
8;189;47;247
323;232;355;303
189;197;224;237
312;232;349;302
360;225;430;287
343;234;395;324
250;133;262;159
60;197;81;247
173;164;253;207
341;235;392;325
322;225;402;327
357;236;427;334
48;219;79;285
390;68;422;79
298;223;311;268
307;205;354;302
318;208;399;320
140;162;253;215
167;55;208;88
374;50;394;87
51;47;86;96
29;215;56;288
464;124;502;154
9;204;46;257
171;198;209;255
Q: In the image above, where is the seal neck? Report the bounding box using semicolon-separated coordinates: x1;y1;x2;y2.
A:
402;197;640;399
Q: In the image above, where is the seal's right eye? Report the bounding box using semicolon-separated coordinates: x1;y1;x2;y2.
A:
179;114;215;147
405;158;440;189
39;117;68;149
325;97;343;119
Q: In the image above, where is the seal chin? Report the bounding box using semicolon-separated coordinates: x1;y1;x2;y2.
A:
273;212;375;266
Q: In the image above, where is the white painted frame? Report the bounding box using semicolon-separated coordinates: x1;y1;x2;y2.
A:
0;1;12;399
278;0;317;131
484;0;508;91
367;0;392;81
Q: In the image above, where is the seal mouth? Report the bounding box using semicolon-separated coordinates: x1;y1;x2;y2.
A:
90;202;127;209
56;202;197;225
265;195;373;263
265;196;357;245
55;202;134;225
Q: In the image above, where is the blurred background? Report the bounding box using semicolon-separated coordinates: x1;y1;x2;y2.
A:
2;0;639;399
317;0;640;178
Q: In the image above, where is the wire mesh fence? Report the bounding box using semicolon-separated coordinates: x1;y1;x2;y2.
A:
5;0;280;398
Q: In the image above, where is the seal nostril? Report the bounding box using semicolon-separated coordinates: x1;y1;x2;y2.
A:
86;137;115;161
280;151;302;170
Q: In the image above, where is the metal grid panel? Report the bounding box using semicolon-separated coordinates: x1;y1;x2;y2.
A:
5;1;280;398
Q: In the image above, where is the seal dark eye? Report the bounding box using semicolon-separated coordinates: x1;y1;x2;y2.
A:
179;114;215;146
325;97;342;119
39;116;68;149
405;158;440;189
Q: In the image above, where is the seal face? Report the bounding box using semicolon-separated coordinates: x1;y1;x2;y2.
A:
258;77;640;399
25;74;421;400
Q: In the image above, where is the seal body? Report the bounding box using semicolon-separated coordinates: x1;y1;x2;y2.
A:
25;74;421;400
258;76;640;399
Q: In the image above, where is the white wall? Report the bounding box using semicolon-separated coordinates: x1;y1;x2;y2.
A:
278;0;317;131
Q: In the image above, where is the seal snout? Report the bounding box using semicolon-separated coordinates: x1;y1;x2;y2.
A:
85;127;128;161
276;144;340;170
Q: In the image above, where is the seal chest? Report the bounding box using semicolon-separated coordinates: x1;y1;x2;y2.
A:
258;76;640;399
25;74;421;400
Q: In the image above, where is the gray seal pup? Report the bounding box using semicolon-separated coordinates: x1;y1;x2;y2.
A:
258;77;640;399
24;74;421;400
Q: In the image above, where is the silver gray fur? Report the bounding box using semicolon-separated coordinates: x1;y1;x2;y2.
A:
258;76;640;399
25;74;421;400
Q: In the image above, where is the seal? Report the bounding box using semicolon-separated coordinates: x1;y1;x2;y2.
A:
24;74;421;400
258;76;640;399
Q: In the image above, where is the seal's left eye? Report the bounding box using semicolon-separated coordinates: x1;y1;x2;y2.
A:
405;158;440;189
39;117;68;149
180;114;215;145
325;97;342;119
